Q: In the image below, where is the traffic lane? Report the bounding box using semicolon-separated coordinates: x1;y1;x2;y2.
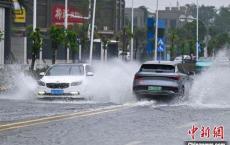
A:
1;105;229;145
0;98;115;122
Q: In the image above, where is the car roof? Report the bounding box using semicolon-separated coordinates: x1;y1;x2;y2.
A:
51;63;90;67
143;61;180;66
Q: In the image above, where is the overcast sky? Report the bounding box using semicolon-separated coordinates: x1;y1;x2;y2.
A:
125;0;230;11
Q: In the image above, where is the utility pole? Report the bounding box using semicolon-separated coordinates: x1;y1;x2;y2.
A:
89;0;96;64
33;0;37;31
154;0;159;61
130;0;134;61
33;0;43;66
64;0;70;63
196;0;199;61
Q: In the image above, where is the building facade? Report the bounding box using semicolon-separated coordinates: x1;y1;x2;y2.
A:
10;0;125;64
0;1;11;65
158;6;188;30
148;6;192;60
125;7;147;28
95;0;125;33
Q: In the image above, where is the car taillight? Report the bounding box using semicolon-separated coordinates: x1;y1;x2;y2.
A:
168;76;180;80
134;75;143;80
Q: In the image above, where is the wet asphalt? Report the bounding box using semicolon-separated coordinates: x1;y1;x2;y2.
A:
0;97;229;145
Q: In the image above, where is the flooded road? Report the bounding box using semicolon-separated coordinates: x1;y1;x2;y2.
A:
1;52;230;144
0;99;229;145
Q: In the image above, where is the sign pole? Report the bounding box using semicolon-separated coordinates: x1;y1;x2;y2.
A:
196;0;199;61
65;0;70;63
33;0;37;31
154;0;159;61
130;0;134;61
89;0;96;64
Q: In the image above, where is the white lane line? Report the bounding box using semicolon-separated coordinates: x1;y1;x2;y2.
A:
124;141;142;145
176;122;198;129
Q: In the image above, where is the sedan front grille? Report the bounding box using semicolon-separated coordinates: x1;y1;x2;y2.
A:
46;83;69;89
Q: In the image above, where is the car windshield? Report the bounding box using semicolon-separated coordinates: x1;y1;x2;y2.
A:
140;64;175;73
46;65;84;76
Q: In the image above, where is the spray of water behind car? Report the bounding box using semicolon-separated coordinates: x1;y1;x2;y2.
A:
0;65;38;100
86;59;140;104
188;49;230;108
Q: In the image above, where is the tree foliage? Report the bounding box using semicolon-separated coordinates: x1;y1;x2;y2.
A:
0;30;4;41
66;29;78;62
166;20;206;59
27;27;43;70
49;26;65;64
73;24;89;55
207;6;230;53
121;25;133;58
134;27;147;59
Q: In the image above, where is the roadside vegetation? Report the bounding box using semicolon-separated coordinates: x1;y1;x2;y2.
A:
166;4;230;59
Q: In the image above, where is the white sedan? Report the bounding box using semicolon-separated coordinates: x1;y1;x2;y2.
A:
37;64;93;98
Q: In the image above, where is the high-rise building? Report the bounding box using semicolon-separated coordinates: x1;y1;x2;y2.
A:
95;0;125;34
125;7;148;29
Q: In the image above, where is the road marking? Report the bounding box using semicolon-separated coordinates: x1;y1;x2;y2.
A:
176;122;198;129
124;141;142;145
0;105;129;132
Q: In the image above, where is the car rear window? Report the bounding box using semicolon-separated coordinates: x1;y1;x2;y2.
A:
140;64;175;73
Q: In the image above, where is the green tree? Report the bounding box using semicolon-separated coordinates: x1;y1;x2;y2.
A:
134;27;147;59
0;30;3;41
174;21;206;57
207;5;230;54
49;26;65;64
66;29;78;63
28;27;43;70
213;6;230;33
167;28;179;60
73;24;89;58
208;32;230;54
121;25;133;59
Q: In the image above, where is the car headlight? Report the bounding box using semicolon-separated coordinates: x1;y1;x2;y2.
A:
71;82;82;86
38;81;45;86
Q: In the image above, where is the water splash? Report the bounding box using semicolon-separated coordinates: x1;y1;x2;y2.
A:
85;59;140;104
188;49;230;108
0;65;38;100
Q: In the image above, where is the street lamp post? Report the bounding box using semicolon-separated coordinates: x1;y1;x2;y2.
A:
33;0;43;66
33;0;37;31
154;0;159;61
179;2;199;61
196;0;199;61
89;0;96;64
130;0;134;61
64;0;70;63
67;0;91;62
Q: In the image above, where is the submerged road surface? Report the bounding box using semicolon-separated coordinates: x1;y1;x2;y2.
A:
0;99;229;145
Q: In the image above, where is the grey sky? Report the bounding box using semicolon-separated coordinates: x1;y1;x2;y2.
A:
125;0;230;11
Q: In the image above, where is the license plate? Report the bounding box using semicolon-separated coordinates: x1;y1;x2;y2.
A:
51;90;64;95
148;86;162;92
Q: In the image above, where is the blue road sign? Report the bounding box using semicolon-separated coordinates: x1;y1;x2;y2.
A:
158;39;164;46
158;38;165;52
197;42;202;52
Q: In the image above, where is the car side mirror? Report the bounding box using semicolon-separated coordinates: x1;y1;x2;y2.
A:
39;72;45;76
86;72;94;76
